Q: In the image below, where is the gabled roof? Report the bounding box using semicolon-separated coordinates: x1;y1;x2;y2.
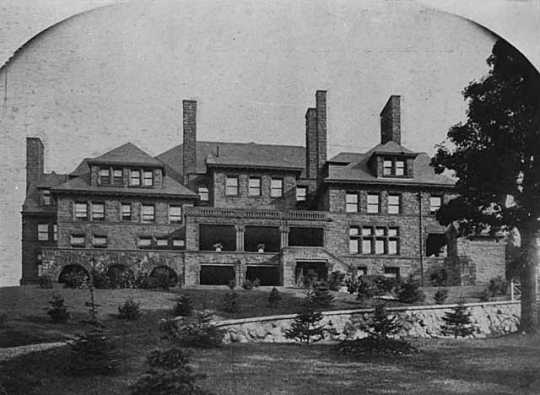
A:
88;143;163;167
157;141;306;177
366;141;415;156
52;174;197;198
70;158;90;177
23;172;69;212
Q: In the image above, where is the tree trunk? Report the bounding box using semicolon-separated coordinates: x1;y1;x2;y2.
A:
519;230;538;333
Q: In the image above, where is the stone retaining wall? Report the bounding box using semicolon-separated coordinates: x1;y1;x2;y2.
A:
214;301;520;343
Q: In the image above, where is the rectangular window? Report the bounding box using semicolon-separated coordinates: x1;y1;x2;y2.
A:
271;178;283;198
382;158;407;177
225;176;238;196
367;193;380;213
430;196;442;214
349;227;359;254
296;186;307;202
53;224;58;241
395;160;405;176
362;227;373;254
156;238;168;248
42;190;52;206
99;168;110;185
143;170;153;187
249;177;261;196
91;202;105;221
388;194;401;214
384;267;400;279
346;192;359;213
198;186;209;202
141;204;155;223
172;239;185;249
169;205;182;223
130;170;141;186
92;235;107;248
121;203;132;221
70;234;85;247
375;238;385;254
74;202;88;220
383;160;393;176
137;237;152;249
113;169;123;185
37;224;49;241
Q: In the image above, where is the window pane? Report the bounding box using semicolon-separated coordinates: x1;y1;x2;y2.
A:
130;170;141;186
296;187;307;201
92;235;107;247
349;227;359;236
362;239;372;254
375;227;386;236
53;224;58;241
345;193;358;203
345;193;358;213
388;239;398;255
143;170;153;186
384;267;400;279
395;160;405;176
271;178;283;197
156;238;168;247
92;203;105;220
375;239;385;254
249;178;261;196
198;186;209;201
70;234;85;246
75;203;87;219
121;203;131;220
225;177;238;196
367;194;379;213
137;237;152;248
388;227;398;237
388;194;400;214
361;227;372;236
349;239;359;254
383;160;393;175
99;168;110;184
142;205;154;222
113;169;123;184
430;196;442;213
42;190;51;205
172;239;185;248
38;224;49;241
169;205;182;223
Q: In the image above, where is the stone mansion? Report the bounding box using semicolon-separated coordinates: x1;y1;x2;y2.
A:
21;91;505;287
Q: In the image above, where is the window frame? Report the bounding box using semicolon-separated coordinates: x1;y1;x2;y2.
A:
91;202;105;221
387;193;401;214
143;170;154;187
270;178;283;198
141;204;155;223
198;185;209;202
155;237;169;249
113;168;123;185
172;239;185;249
367;193;380;214
248;177;261;196
345;192;359;213
74;202;88;220
70;234;85;247
37;224;49;241
296;186;307;202
225;176;239;196
42;189;52;206
168;205;182;223
92;234;107;248
98;167;111;185
130;169;141;186
137;236;152;249
53;224;58;241
429;195;442;214
349;226;360;254
357;226;400;256
121;203;132;221
381;157;407;177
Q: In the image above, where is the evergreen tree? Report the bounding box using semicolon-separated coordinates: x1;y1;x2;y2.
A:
441;301;476;338
285;297;327;344
362;303;402;340
172;295;194;317
396;278;425;304
312;282;335;308
268;287;282;309
46;293;70;323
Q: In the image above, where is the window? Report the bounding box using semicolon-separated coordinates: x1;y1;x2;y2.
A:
388;227;399;255
359;226;399;255
130;170;141;186
361;227;373;254
388;194;401;214
169;205;182;223
121;203;131;221
367;193;380;213
346;193;359;213
42;190;52;206
99;168;110;185
296;186;307;202
249;177;261;196
271;178;283;198
143;170;153;186
349;227;359;254
91;202;105;221
70;234;85;247
198;186;209;202
141;204;155;223
430;196;442;214
384;267;400;279
156;238;169;248
225;176;238;196
92;235;107;248
113;168;123;185
53;224;58;241
172;239;185;249
137;237;152;249
382;158;407;177
375;227;386;255
74;202;88;220
37;224;49;241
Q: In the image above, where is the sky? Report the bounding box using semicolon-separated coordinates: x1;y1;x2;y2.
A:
0;0;538;287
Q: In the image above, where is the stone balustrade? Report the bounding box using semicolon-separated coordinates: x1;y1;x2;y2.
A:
185;206;329;221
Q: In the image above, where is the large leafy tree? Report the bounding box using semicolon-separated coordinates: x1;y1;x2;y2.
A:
432;39;540;333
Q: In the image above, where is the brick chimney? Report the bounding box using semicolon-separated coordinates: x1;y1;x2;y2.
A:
316;90;327;175
305;108;318;179
380;95;401;144
182;100;197;183
26;137;44;191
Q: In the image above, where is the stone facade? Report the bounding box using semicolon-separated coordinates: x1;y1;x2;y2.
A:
211;300;520;343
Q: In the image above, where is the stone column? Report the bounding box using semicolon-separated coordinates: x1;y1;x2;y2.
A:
280;224;289;249
235;224;245;252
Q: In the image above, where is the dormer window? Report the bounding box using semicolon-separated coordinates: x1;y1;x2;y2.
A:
198;186;209;202
143;170;153;187
130;170;141;186
113;169;123;185
99;168;111;185
42;190;52;206
382;158;406;177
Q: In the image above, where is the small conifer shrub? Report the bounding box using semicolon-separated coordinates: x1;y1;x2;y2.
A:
46;293;70;323
67;327;120;376
118;298;141;320
396;278;425;304
172;295;194;317
162;311;224;348
441;300;476;338
284;296;328;344
268;287;282;309
434;288;449;305
38;275;53;289
312;282;334;308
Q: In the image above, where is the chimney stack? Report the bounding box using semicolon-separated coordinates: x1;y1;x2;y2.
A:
182;100;197;183
26;137;44;192
315;90;327;175
380;95;401;144
305;108;318;179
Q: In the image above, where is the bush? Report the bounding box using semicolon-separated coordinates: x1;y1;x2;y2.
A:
46;293;70;323
154;271;172;290
67;327;120;376
242;279;254;290
91;269;111;289
38;275;53;289
268;287;281;308
63;271;87;288
252;278;261;288
285;300;327;344
311;282;334;308
222;291;239;313
441;300;476;338
354;275;398;300
396;278;425;304
162;311;224;348
479;288;491;302
434;288;449;304
227;280;236;290
487;276;507;297
130;348;212;395
328;271;346;291
429;268;448;287
107;266;135;288
172;295;194;317
118;298;141;320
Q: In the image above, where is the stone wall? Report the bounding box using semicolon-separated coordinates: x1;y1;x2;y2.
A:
214;301;520;343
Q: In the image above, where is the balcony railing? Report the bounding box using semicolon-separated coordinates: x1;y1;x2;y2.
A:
185;207;329;221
